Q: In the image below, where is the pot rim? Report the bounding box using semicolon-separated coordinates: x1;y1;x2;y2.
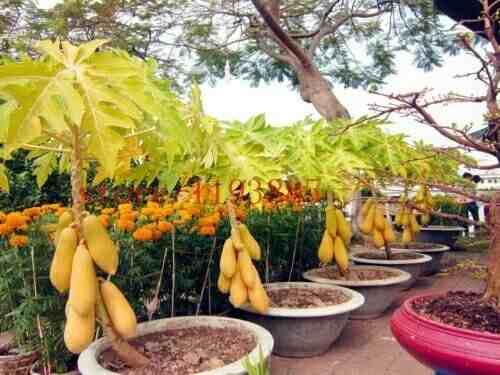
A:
303;265;412;287
238;282;365;318
390;243;450;253
350;250;433;265
401;293;500;340
420;225;465;232
78;316;274;375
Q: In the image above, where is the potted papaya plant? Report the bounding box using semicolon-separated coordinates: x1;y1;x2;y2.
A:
235;195;364;357
0;40;273;374
367;1;500;371
350;194;432;287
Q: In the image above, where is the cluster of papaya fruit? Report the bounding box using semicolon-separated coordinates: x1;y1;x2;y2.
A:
50;211;136;354
218;222;270;314
318;204;352;275
395;187;433;245
359;199;396;248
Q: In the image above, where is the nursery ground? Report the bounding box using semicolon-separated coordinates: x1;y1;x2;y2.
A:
271;249;487;375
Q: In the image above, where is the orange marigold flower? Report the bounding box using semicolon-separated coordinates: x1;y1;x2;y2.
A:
161;207;174;217
152;229;162;240
99;214;110;228
118;203;133;212
198;216;217;226
18;224;29;232
23;207;41;218
9;234;29;247
133;227;153;241
117;219;135;232
198;225;216;236
5;212;28;229
0;223;11;236
101;208;116;215
0;212;6;223
120;212;137;221
157;221;173;233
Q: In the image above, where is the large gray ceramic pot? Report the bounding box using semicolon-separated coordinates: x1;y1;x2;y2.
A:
391;242;450;276
416;225;465;248
238;282;364;358
78;316;274;375
304;265;411;320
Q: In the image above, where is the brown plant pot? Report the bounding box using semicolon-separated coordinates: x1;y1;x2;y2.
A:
0;350;39;375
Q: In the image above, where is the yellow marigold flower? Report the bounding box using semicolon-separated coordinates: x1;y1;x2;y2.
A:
157;221;173;233
0;223;11;236
117;219;135;232
143;223;157;230
146;201;160;209
5;212;28;229
161;207;174;217
9;235;29;247
49;203;61;210
133;227;153;241
141;207;156;216
101;208;116;215
118;203;133;212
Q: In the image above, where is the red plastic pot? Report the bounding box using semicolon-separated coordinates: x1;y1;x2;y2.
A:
391;293;500;375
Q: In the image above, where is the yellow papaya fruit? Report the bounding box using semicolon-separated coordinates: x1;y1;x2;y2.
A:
416;187;425;203
54;210;73;245
217;273;231;294
421;213;431;226
410;213;420;233
383;222;396;244
374;205;386;231
335;208;352;245
220;238;237;278
50;226;78;293
229;271;248;307
64;304;95;354
318;230;334;264
101;281;137;339
325;205;337;238
68;244;97;316
372;229;385;248
238;223;262;260
401;211;410;226
360;204;376;234
395;211;402;226
402;226;412;244
231;226;245;252
334;237;349;274
248;275;270;314
238;250;256;288
82;215;118;275
361;198;375;216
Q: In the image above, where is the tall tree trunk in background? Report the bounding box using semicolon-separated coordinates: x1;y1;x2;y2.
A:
251;0;350;121
484;193;500;305
295;63;350;120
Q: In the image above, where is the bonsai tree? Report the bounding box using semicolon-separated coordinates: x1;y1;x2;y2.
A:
0;39;187;366
365;0;500;302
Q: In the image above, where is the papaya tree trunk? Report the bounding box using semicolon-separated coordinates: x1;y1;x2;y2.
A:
483;192;500;306
69;126;149;368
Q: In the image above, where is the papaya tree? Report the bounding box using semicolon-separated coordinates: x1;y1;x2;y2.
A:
0;39;189;366
364;0;500;302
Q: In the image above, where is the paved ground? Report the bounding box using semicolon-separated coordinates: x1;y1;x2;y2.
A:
271;250;487;375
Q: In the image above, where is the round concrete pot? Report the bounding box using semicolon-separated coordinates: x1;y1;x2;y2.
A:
391;243;450;276
303;265;411;320
238;282;364;358
78;316;274;375
350;249;432;289
416;225;465;248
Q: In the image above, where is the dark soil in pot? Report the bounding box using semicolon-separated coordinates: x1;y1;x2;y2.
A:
314;267;399;281
392;242;444;251
267;287;350;308
356;252;424;260
99;326;256;375
412;291;500;334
